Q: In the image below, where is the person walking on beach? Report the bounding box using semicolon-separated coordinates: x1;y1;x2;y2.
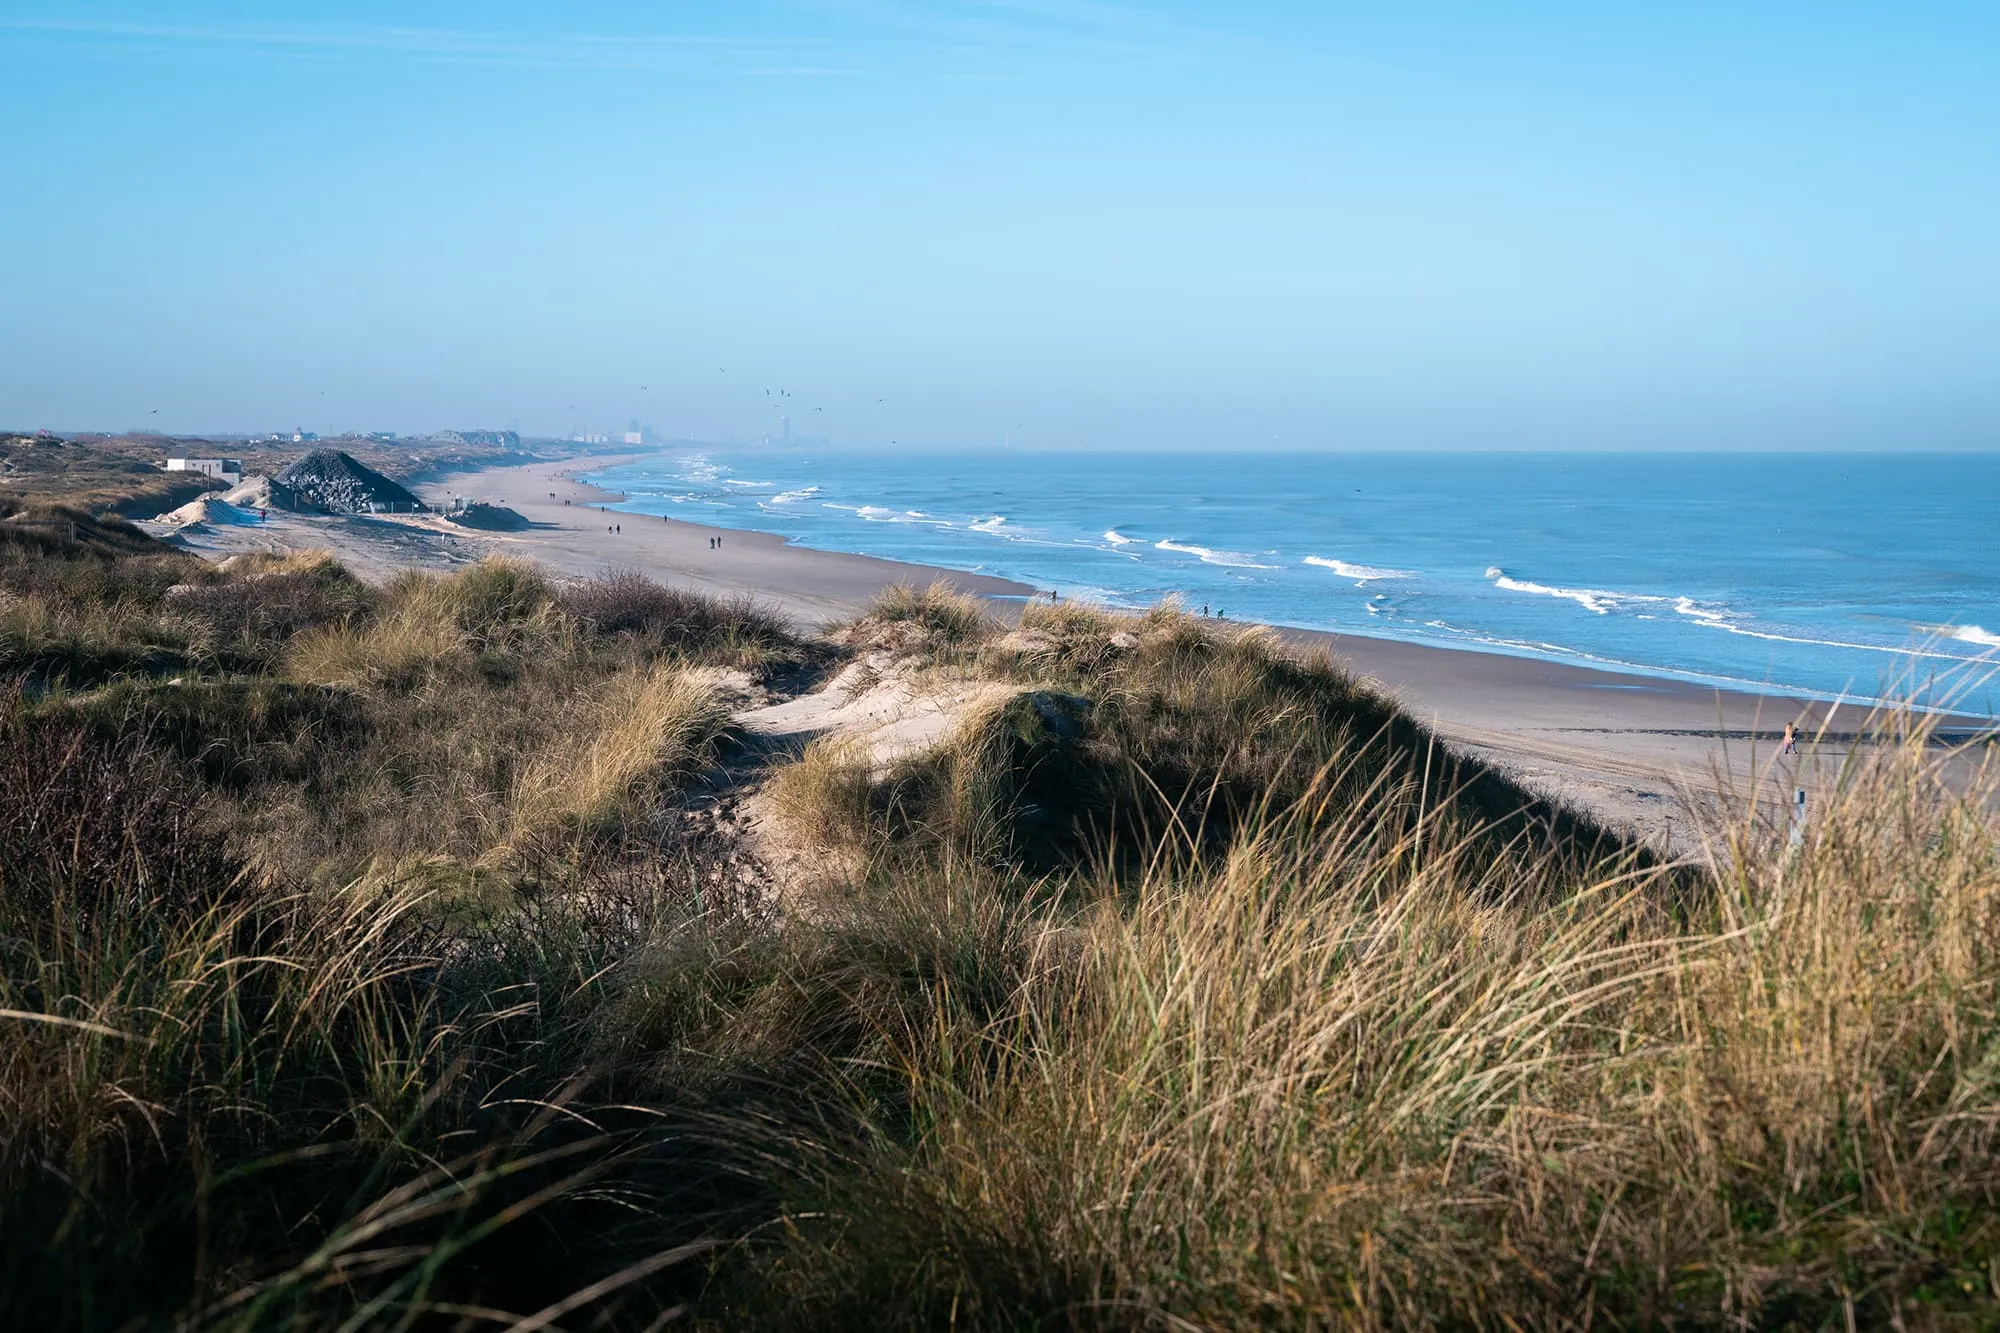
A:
1781;720;1798;756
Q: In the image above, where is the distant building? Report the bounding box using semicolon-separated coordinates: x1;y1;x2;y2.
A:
449;430;521;450
623;430;645;445
165;457;244;485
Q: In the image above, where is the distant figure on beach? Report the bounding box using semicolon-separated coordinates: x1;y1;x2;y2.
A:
615;523;621;534
1051;590;1058;603
1781;721;1798;755
1202;604;1209;616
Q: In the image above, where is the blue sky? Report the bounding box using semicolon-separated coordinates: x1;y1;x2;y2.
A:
2;2;1996;449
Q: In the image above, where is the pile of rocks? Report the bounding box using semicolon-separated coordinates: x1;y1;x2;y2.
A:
273;450;423;514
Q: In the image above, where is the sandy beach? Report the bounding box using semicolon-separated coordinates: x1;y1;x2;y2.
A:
148;451;1991;851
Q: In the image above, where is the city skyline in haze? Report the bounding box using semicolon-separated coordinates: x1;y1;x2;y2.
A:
3;2;1997;451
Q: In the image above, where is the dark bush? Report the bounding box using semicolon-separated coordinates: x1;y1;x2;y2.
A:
0;695;248;939
167;562;377;662
42;679;370;789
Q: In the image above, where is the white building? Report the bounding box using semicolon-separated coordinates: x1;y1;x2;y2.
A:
165;457;244;485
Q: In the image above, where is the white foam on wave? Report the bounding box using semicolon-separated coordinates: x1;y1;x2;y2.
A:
769;486;820;504
1673;598;1990;663
1304;555;1411;584
1673;596;1732;627
721;478;775;490
857;505;898;521
970;515;1009;534
1485;566;1655;616
1154;538;1277;570
675;453;721;483
1103;529;1135;546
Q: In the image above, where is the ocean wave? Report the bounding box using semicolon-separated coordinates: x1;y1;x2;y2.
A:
1154;538;1278;570
1675;600;1987;662
970;515;1009;534
721;478;775;490
1485;566;1660;615
770;486;820;504
675;453;721;483
821;501;862;512
1672;596;1732;627
857;505;898;521
1304;555;1411;584
1103;528;1136;546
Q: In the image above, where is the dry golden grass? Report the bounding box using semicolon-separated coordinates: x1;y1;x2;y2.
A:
854;580;995;652
768;734;877;850
507;665;727;851
727;714;2000;1328
12;524;2000;1328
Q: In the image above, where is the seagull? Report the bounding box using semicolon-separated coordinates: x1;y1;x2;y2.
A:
814;406;822;412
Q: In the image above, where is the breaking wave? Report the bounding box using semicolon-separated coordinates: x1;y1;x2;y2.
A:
1484;567;1656;616
1154;538;1277;569
1304;555;1411;584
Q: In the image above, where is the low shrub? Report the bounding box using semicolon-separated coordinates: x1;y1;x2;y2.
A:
858;580;994;649
561;569;803;669
166;552;376;665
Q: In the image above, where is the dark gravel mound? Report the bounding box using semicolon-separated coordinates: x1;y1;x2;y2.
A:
446;503;531;531
273;450;423;514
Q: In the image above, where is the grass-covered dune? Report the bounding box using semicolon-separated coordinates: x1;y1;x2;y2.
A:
3;526;1998;1330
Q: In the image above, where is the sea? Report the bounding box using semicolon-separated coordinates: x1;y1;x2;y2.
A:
588;449;2000;714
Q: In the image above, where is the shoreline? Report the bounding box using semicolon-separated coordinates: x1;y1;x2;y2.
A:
559;451;1996;724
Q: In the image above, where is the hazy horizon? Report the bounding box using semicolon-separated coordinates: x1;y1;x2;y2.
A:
5;2;1997;452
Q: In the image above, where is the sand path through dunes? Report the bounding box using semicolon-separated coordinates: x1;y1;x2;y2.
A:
674;650;1021;904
